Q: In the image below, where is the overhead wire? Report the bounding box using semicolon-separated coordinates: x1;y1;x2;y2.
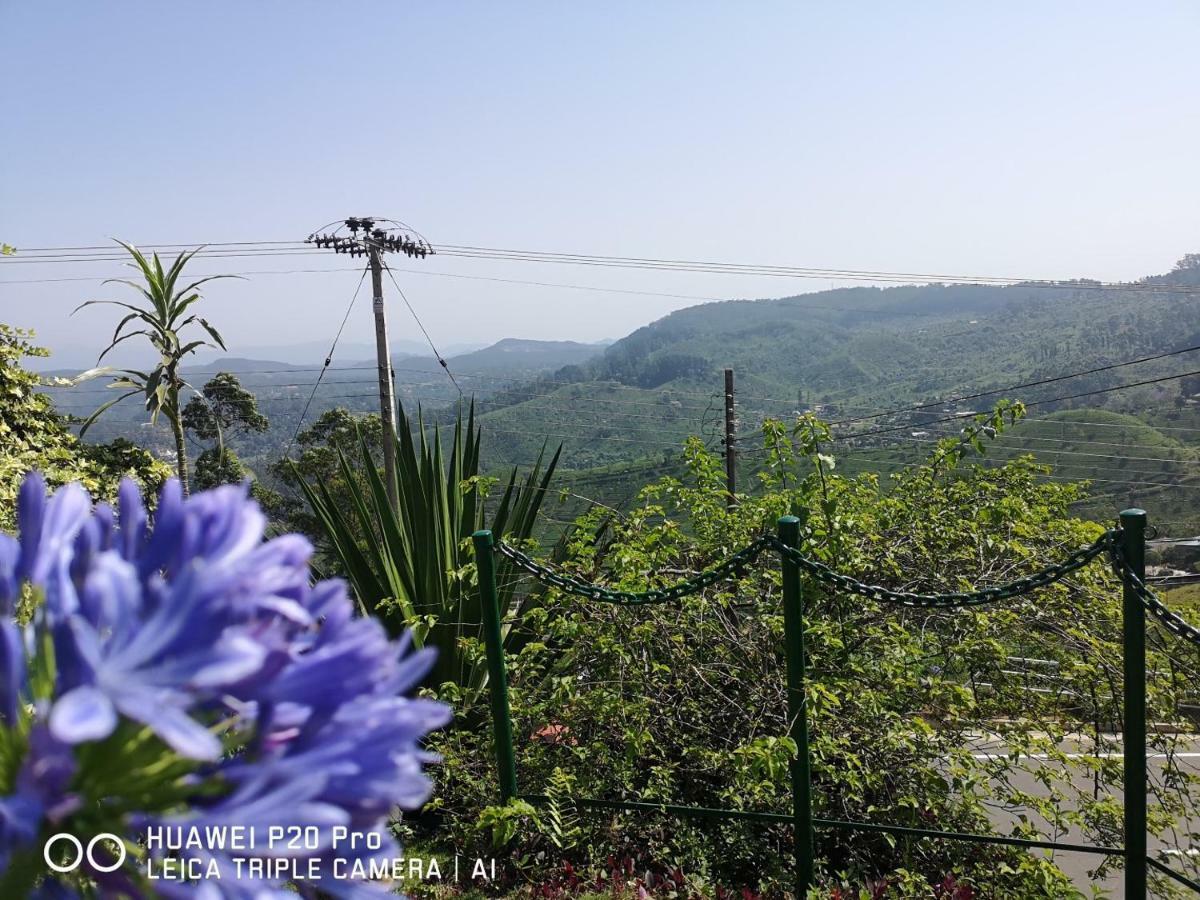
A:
881;436;1200;477
825;343;1200;428
5;239;1200;296
893;429;1196;456
381;261;462;396
766;443;1200;494
286;266;369;454
1021;415;1200;435
823;367;1200;445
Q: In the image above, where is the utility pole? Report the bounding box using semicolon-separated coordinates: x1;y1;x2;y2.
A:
723;367;737;508
366;239;399;511
306;217;434;514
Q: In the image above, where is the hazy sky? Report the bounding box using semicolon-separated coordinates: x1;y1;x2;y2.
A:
2;2;1198;361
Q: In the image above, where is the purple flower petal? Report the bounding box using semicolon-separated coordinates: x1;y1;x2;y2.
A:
49;686;117;743
0;620;24;724
115;693;222;760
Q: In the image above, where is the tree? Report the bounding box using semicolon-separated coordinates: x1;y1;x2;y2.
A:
182;372;269;489
263;408;386;550
73;241;234;494
193;446;249;491
0;324;169;530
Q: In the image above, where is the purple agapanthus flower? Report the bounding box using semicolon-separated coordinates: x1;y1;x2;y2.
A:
0;473;451;898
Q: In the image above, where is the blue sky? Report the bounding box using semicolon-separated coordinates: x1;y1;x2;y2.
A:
2;2;1198;359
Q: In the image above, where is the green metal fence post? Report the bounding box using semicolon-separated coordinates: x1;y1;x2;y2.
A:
779;514;814;897
473;529;519;804
1119;509;1147;900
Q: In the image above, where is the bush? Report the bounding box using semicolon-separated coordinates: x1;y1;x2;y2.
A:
0;325;168;530
425;408;1199;898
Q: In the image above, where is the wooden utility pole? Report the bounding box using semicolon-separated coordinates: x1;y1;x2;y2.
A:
367;238;399;512
724;367;737;508
306;217;435;516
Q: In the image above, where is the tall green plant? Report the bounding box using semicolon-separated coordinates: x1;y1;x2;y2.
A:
72;241;234;494
296;401;561;700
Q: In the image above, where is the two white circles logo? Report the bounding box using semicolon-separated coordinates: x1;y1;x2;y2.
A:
44;832;126;873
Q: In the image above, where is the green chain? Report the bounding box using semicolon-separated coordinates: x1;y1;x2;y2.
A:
1110;544;1200;647
495;535;773;605
768;531;1118;609
498;528;1200;641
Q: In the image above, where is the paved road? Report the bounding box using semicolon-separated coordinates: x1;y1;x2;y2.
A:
968;735;1199;896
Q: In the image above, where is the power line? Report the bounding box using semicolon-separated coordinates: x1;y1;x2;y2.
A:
42;363;551;384
1021;415;1200;435
5;239;1200;295
64;397;702;450
9;241;302;252
0;264;1058;328
1021;472;1200;493
888;436;1200;475
0;266;364;285
0;263;1014;321
381;262;461;396
827;343;1200;429
827;367;1200;444
880;427;1195;456
775;431;1200;479
468;426;688;448
744;441;1200;494
50;384;720;417
909;425;1199;459
765;444;1200;494
287;267;369;453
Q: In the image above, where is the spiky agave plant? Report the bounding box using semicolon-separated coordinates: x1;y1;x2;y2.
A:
72;241;235;495
295;401;560;702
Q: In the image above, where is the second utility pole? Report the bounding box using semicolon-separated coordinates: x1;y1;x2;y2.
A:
724;367;737;508
367;237;399;512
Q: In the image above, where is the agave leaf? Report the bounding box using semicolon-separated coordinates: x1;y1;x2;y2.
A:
296;399;562;705
291;461;388;616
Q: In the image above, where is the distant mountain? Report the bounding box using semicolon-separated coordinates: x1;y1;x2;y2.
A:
27;338;490;372
448;338;605;374
191;338;488;367
191;356;311;373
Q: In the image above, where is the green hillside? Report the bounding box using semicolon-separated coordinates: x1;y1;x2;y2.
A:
466;259;1200;524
